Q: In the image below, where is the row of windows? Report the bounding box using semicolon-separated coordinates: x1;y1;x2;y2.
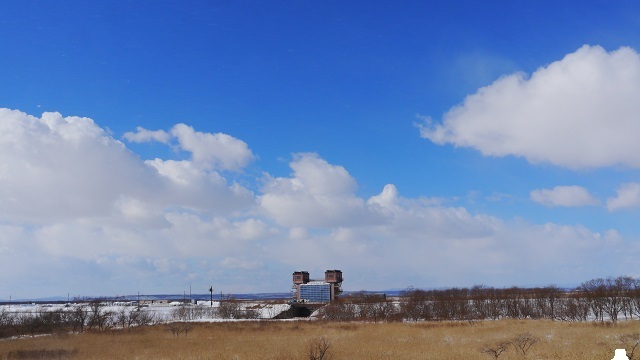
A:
299;284;331;302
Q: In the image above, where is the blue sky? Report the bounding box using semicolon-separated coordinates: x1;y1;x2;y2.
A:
2;1;640;298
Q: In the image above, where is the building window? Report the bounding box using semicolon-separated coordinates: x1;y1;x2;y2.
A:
299;283;331;302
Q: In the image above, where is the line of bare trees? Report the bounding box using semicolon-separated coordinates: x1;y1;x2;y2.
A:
0;297;262;338
319;276;640;323
0;300;157;339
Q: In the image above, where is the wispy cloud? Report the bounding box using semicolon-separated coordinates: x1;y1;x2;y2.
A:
530;186;598;207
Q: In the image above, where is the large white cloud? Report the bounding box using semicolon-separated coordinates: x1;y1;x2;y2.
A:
0;109;254;224
530;185;598;207
420;45;640;169
0;109;159;223
0;108;272;297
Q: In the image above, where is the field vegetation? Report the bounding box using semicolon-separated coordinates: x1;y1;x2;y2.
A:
1;319;639;359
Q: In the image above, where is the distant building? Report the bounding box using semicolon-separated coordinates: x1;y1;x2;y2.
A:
292;270;343;303
138;299;170;305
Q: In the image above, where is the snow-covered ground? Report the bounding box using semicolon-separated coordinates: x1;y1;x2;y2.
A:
0;301;293;323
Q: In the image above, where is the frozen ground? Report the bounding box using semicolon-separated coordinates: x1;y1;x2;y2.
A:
0;301;293;323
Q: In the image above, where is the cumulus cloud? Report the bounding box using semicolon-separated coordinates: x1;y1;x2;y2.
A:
0;109;254;224
256;154;627;289
0;108;267;296
367;184;400;210
124;123;254;171
0;109;159;223
267;183;623;290
606;182;640;211
530;185;598;207
420;45;640;169
259;153;378;227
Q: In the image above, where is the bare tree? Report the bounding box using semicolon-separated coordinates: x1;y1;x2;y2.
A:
86;300;113;331
115;308;130;328
398;288;432;321
70;304;90;332
319;299;358;321
579;278;607;322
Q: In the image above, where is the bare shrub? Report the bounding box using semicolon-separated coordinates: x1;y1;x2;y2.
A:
167;322;194;338
308;336;332;360
132;308;157;326
511;332;540;358
171;306;190;321
171;305;216;320
218;298;241;319
481;340;510;359
217;299;259;319
0;308;15;338
619;333;640;360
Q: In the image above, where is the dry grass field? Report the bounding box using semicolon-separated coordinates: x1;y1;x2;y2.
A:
1;319;638;360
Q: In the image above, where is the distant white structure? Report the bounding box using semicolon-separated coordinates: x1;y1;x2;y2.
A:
612;349;629;360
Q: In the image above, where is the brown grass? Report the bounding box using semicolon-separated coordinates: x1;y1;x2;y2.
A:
0;319;639;359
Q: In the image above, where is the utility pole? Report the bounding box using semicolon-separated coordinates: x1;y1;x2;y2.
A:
209;286;213;307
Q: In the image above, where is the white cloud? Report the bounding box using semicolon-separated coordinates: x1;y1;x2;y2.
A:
607;182;640;211
0;109;159;223
170;124;255;171
266;187;623;290
420;45;640;169
122;126;171;143
530;185;598;207
0;108;636;297
367;184;400;210
0;109;254;224
221;257;264;270
124;123;255;172
259;153;377;227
